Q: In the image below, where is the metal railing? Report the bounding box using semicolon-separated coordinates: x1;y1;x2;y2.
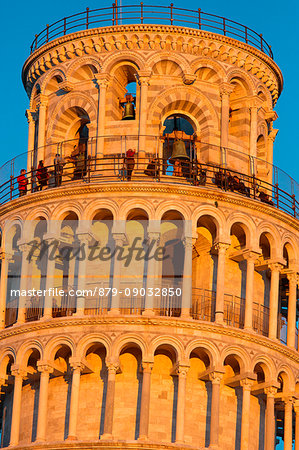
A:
29;3;273;58
2;154;299;218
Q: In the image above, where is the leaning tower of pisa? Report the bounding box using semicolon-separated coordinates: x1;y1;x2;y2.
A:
0;3;298;449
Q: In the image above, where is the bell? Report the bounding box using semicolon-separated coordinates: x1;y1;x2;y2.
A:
169;139;190;164
122;101;135;120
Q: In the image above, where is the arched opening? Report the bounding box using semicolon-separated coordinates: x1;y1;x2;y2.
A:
160;211;185;316
228;77;250;150
149;344;177;442
77;343;107;439
222;355;242;448
0;354;15;447
108;64;138;121
114;345;142;439
162;114;197;175
6;224;22;327
192;215;218;321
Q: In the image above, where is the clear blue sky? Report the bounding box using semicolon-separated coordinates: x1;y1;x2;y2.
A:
1;0;298;185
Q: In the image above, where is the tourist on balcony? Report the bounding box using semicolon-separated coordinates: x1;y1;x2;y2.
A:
124;148;135;181
17;169;28;197
144;157;160;180
258;190;274;206
173;159;182;177
36;160;49;190
54;153;65;186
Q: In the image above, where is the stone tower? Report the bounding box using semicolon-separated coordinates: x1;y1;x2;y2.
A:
0;4;298;450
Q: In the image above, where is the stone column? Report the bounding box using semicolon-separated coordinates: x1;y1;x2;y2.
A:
264;386;277;450
294;400;299;450
109;233;126;314
138;361;153;441
287;272;298;348
35;362;54;442
209;371;224;447
175;365;189;444
10;366;26;447
249;105;258;158
137;74;150;164
95;75;110;158
215;243;229;324
0;252;12;329
37;94;48;162
284;397;293;450
244;252;260;330
25;109;37;171
181;237;195;318
268;263;283;340
219;83;233;150
102;362;119;440
240;379;254;450
143;232;160;316
67;360;84;440
74;233;90;316
16;243;31;325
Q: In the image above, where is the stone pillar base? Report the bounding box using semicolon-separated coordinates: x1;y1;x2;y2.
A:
142;309;156;316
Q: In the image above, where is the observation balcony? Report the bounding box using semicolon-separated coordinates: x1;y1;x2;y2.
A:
1;137;299;218
28;3;273;58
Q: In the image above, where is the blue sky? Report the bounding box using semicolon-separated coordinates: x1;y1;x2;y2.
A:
1;0;298;185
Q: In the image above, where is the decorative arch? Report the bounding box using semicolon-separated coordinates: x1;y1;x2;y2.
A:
119;200;154;221
16;340;43;367
226;212;257;249
47;92;97;143
66;56;102;81
155;202;191;222
101;51;146;74
276;365;295;392
251;354;276;381
146;52;191;75
112;334;148;360
227;68;256;96
191;57;226;81
149;86;218;135
40;68;67;95
43;336;75;361
25;207;51;221
192;205;226;242
185;339;219;368
257;223;282;259
149;335;184;362
221;345;251;373
51;202;84;221
82;200;118;221
76;333;111;360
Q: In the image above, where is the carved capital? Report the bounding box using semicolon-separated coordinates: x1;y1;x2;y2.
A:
286;271;298;285
94;73;111;88
264;386;277;397
107;363;120;375
37;361;54;374
176;364;190;378
142;361;154;374
214;242;230;254
219;82;234;96
182;236;194;250
240;378;255;391
59;80;74;92
11;365;27;378
268;262;284;273
243;250;261;263
112;232;127;247
209;371;224;384
268;129;279;142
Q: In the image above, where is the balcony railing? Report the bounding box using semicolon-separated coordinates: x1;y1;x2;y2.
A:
28;3;273;58
7;287;293;349
2;152;299;218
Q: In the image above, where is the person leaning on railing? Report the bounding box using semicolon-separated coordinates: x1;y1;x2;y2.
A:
54;153;65;187
36;160;49;190
17;169;28;197
124;148;136;181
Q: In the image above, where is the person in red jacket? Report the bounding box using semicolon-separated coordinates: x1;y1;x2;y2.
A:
17;169;28;197
124;148;135;181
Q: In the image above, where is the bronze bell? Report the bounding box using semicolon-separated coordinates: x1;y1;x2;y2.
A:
122;101;135;120
169;139;190;164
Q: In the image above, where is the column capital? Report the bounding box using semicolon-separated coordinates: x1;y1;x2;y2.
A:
285;271;298;284
141;361;154;374
209;371;224;384
214;242;230;254
219;82;234;96
243;250;262;262
146;231;160;241
106;360;120;375
11;365;27;378
268;262;284;272
240;378;255;391
69;359;85;372
94;73;111;88
17;241;31;255
283;395;295;406
37;361;54;374
111;232;127;246
294;399;299;413
135;71;151;86
0;251;13;262
175;364;190;378
268;129;279;142
183;73;197;85
264;386;277;397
